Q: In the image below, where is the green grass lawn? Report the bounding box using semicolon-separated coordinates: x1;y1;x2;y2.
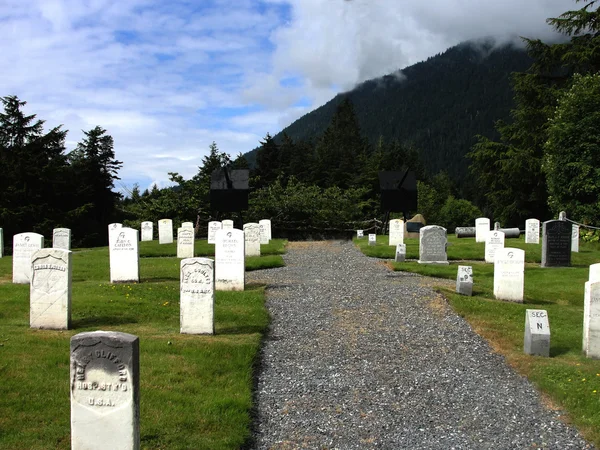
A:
356;233;600;446
0;238;286;450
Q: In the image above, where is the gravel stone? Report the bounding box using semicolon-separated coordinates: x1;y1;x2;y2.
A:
247;241;594;450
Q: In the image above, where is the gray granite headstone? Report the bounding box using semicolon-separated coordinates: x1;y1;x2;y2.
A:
180;258;214;334
456;266;473;296
541;220;572;267
418;225;448;264
524;309;550;357
70;331;140;450
395;244;406;262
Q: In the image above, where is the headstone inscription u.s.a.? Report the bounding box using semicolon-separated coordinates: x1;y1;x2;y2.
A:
541;220;572;267
140;221;153;241
177;227;195;259
158;219;173;244
207;221;222;244
525;219;540;244
456;265;473;296
485;230;505;263
30;248;72;330
180;258;214;334
70;331;140;450
583;281;600;359
243;223;261;257
524;309;550;357
215;228;245;291
494;248;525;302
418;225;448;265
53;227;71;250
388;219;404;246
475;217;490;243
109;228;140;283
13;232;44;284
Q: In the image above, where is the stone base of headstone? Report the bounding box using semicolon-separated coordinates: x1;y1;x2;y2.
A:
524;309;550;357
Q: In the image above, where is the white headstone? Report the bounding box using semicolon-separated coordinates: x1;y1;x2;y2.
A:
357;230;364;239
485;230;505;263
559;211;567;221
583;281;600;358
158;219;173;244
572;224;580;253
590;263;600;283
395;243;406;263
177;227;195;259
140;221;153;241
475;218;490;243
456;266;473;296
180;258;214;334
30;248;72;330
70;331;140;450
12;232;44;284
525;219;540;244
524;309;550;357
109;228;140;283
368;234;377;246
182;222;194;228
418;225;449;265
207;221;222;244
108;223;122;233
243;223;261;257
389;219;404;246
259;219;272;244
53;228;71;250
221;219;234;230
493;248;525;302
215;229;245;291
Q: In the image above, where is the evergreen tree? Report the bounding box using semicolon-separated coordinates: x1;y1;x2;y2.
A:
253;133;280;189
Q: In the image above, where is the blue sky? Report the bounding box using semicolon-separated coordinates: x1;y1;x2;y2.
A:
0;0;569;194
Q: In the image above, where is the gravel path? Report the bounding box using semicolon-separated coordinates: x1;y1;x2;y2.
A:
247;241;593;450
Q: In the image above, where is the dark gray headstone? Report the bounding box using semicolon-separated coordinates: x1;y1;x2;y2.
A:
541;220;572;267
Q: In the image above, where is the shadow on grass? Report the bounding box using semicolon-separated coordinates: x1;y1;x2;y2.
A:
140;277;179;283
550;346;573;357
72;315;138;328
216;325;266;335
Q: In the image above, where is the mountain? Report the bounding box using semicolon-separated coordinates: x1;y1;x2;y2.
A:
244;39;533;190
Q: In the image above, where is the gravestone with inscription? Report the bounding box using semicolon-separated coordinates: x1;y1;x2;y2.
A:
259;219;272;244
388;219;404;246
207;221;222;244
541;220;572;267
158;219;173;244
485;230;505;263
181;221;194;229
70;331;140;450
418;226;448;264
494;248;525;302
221;219;234;230
475;218;490;243
368;234;377;246
456;265;473;296
243;223;261;257
583;281;600;359
524;309;551;357
12;232;44;284
109;228;140;283
525;219;540;244
177;227;195;259
357;230;364;239
590;263;600;283
572;224;580;253
30;248;72;330
180;258;214;334
140;221;153;241
53;228;71;250
395;243;406;263
215;229;245;291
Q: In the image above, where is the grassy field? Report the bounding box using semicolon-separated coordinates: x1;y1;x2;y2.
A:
356;234;600;446
0;238;286;450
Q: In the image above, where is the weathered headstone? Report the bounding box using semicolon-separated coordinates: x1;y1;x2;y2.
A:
357;230;364;239
590;263;600;283
243;223;261;257
583;281;600;358
525;219;540;244
221;219;234;230
418;225;448;264
494;221;501;231
158;219;173;244
215;229;245;291
109;228;140;283
181;222;194;229
207;221;222;244
12;232;44;284
455;227;476;238
541;220;572;267
70;331;140;450
140;221;153;241
30;248;72;330
493;248;525;302
368;234;377;246
485;230;505;263
180;258;214;334
53;228;71;250
395;243;406;263
572;224;580;253
524;309;551;357
475;217;490;243
388;219;404;246
456;265;473;296
559;211;567;221
259;219;272;244
176;227;195;259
